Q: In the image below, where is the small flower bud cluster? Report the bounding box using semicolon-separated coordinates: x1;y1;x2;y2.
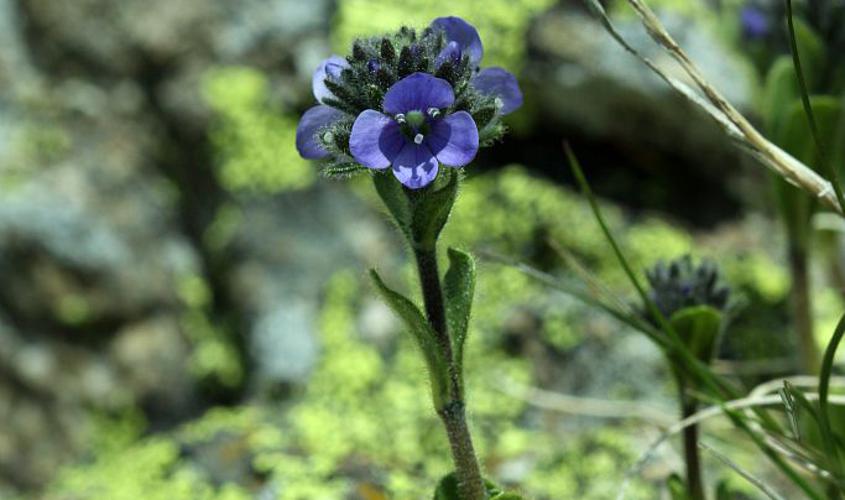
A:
645;255;730;320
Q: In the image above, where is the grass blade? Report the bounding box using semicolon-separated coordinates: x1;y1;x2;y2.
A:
819;313;845;479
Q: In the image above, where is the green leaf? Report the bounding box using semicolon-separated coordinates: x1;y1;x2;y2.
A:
772;97;844;240
714;479;740;500
776;97;843;169
369;269;448;408
410;168;459;249
444;247;476;391
789;16;826;90
666;473;688;500
373;172;412;239
669;305;723;365
762;57;799;136
433;472;513;500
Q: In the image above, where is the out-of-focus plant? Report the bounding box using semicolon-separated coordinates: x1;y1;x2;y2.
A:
644;256;732;500
550;0;845;497
295;16;523;499
504;147;835;499
743;0;845;373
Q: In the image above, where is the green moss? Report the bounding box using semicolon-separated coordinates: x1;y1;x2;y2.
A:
178;273;244;389
46;436;251;500
203;66;315;194
48;167;790;499
47;264;654;500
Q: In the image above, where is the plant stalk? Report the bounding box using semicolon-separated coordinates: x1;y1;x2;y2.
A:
788;243;820;374
414;247;486;500
678;380;706;500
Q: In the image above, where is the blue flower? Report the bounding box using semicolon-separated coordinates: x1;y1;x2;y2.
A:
431;16;523;115
296;56;350;159
740;6;769;40
349;72;479;189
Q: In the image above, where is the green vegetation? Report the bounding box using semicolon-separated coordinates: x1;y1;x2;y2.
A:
203;67;316;194
46;163;801;499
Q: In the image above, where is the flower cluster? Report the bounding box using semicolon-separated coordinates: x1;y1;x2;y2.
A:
645;255;730;320
295;17;522;189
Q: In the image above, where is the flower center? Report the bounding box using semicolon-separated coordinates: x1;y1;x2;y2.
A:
405;110;426;129
394;110;434;145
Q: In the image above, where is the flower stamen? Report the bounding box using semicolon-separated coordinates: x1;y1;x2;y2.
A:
427;107;441;118
395;113;406;124
413;133;425;145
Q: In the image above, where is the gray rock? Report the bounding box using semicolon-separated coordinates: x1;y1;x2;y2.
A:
526;8;756;174
232;186;397;387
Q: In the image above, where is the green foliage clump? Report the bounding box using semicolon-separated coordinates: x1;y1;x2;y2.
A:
203;66;315;194
45;410;251;500
47;168;794;499
46;268;654;500
444;166;693;287
333;0;555;71
178;273;244;389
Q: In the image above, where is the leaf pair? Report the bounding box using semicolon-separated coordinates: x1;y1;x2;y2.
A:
370;247;476;408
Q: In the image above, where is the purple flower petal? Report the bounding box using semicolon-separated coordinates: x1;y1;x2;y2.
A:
350;110;405;169
431;17;484;68
471;67;523;115
427;111;479;167
383;72;455;115
435;41;462;68
312;55;350;104
392;143;439;189
296;105;344;160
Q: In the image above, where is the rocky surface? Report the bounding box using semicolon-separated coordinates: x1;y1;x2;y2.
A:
512;6;760;225
0;0;354;491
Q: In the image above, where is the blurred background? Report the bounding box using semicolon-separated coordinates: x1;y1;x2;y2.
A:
1;0;843;498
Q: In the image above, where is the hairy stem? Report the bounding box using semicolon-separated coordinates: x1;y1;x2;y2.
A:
415;247;486;500
440;402;486;500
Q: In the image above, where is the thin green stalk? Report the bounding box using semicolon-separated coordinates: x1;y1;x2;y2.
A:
788;243;821;373
679;379;706;500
